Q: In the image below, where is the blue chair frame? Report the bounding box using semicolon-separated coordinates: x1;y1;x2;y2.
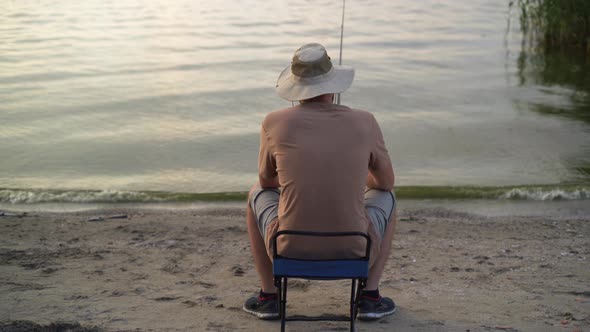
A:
272;230;371;332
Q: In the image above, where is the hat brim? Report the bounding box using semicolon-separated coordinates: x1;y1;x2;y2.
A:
275;65;355;101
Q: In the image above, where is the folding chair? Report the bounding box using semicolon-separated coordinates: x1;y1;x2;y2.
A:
272;230;371;332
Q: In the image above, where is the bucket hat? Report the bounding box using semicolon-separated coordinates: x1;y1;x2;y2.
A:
276;43;355;101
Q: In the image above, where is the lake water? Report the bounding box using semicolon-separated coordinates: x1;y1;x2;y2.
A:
1;0;590;203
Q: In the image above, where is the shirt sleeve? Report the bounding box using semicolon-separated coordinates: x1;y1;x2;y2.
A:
258;123;278;182
368;114;392;174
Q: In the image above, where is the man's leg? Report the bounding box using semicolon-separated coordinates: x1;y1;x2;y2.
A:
243;184;281;320
358;189;397;320
366;209;397;290
246;185;277;293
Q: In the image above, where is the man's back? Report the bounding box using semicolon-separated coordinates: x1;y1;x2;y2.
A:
259;101;391;259
244;43;397;321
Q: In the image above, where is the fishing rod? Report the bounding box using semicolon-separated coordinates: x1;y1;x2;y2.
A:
291;0;346;107
336;0;345;105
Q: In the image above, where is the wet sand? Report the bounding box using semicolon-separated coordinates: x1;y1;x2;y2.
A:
0;206;588;331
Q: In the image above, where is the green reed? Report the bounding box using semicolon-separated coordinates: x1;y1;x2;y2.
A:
514;0;590;54
512;0;590;132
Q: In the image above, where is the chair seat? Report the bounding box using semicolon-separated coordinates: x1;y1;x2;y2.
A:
273;258;369;280
272;230;371;332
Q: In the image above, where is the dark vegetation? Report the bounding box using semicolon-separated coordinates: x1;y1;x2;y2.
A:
512;0;590;124
511;0;590;181
514;0;590;54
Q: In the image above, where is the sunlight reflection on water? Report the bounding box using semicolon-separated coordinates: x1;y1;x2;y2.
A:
1;0;589;192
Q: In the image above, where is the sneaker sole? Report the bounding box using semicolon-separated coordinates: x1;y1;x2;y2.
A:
358;306;397;320
242;305;280;320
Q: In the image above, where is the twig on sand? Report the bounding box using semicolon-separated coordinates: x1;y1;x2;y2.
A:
86;214;128;222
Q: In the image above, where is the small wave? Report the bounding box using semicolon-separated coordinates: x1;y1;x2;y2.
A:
1;185;588;204
0;188;246;204
0;189;165;204
500;188;590;200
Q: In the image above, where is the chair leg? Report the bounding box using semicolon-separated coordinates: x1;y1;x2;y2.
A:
350;279;357;332
280;277;288;332
353;279;365;319
276;278;284;332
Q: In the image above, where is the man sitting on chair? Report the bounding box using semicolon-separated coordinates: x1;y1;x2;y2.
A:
243;43;397;320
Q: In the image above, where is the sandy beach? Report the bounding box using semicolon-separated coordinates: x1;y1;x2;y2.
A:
0;204;588;332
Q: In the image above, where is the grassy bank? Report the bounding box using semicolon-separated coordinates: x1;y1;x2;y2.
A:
186;184;589;201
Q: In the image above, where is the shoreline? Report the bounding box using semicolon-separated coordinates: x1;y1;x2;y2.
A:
0;206;589;331
1;183;590;205
2;199;590;220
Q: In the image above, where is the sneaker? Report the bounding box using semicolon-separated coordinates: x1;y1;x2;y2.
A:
242;294;280;320
357;296;396;320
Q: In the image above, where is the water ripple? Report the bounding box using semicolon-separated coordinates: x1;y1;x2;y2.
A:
1;0;589;193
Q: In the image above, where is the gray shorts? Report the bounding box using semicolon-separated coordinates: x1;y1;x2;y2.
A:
249;186;396;240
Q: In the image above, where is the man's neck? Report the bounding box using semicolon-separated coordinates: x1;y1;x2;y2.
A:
299;94;335;104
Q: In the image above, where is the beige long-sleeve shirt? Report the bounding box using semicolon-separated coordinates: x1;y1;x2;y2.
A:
259;102;393;263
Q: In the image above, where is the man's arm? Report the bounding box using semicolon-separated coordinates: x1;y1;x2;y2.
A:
367;114;394;191
259;175;280;189
258;123;280;189
367;166;394;191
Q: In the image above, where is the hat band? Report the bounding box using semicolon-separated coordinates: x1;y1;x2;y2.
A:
289;67;337;86
291;50;333;77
